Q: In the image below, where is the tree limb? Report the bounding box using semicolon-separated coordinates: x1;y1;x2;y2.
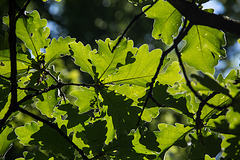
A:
167;0;240;36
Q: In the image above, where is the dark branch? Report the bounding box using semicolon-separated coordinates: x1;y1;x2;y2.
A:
195;92;219;134
174;41;221;110
1;0;20;132
17;82;94;105
0;74;11;81
137;20;192;125
44;69;67;102
167;0;240;36
16;0;32;20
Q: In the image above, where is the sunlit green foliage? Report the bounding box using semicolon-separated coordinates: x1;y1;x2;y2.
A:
0;0;240;159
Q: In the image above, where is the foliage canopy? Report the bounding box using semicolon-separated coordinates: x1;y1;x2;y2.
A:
1;0;240;159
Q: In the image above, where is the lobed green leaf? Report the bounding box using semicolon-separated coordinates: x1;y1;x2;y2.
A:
45;36;76;67
104;44;162;87
3;11;50;58
181;25;226;74
143;0;182;45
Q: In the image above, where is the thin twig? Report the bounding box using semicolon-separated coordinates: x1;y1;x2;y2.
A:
174;42;220;109
0;74;11;81
63;82;95;87
16;0;32;20
195;92;219;135
111;0;159;53
137;21;193;125
44;69;67;102
18;87;41;91
17;82;94;105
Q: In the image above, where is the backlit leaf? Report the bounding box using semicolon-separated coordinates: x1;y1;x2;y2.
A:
90;37;137;80
15;121;41;146
104;44;162;87
191;73;230;96
70;87;96;114
35;76;59;118
69;41;95;77
181;25;226;74
3;11;50;58
155;123;192;157
45;36;76;67
143;0;182;45
0;126;14;157
157;61;182;86
0;45;31;76
132;129;160;155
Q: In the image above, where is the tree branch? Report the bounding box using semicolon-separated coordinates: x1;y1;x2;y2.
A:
17;81;94;105
0;74;11;81
137;19;192;125
195;92;219;135
16;0;32;20
167;0;240;36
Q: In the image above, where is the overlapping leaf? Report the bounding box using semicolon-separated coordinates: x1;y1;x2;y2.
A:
0;77;10;119
90;37;137;80
45;36;76;67
70;37;137;82
35;72;59;118
15;121;75;159
69;41;95;77
155;123;192;157
139;82;194;118
181;24;226;74
0;39;31;76
143;0;182;45
157;61;182;86
15;121;41;146
132;123;192;158
0;126;14;157
70;87;97;114
132;129;161;156
104;44;162;87
101;90;141;136
221;134;240;159
191;73;230;96
3;11;50;58
76;120;107;155
188;133;222;159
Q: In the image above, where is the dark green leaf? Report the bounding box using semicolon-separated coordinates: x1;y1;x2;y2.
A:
189;133;222;159
191;73;230;96
0;126;14;158
101;90;141;136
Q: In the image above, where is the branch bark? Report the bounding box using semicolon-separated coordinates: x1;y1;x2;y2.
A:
167;0;240;36
9;0;18;113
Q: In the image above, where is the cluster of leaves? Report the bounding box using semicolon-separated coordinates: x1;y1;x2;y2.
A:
1;0;240;159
